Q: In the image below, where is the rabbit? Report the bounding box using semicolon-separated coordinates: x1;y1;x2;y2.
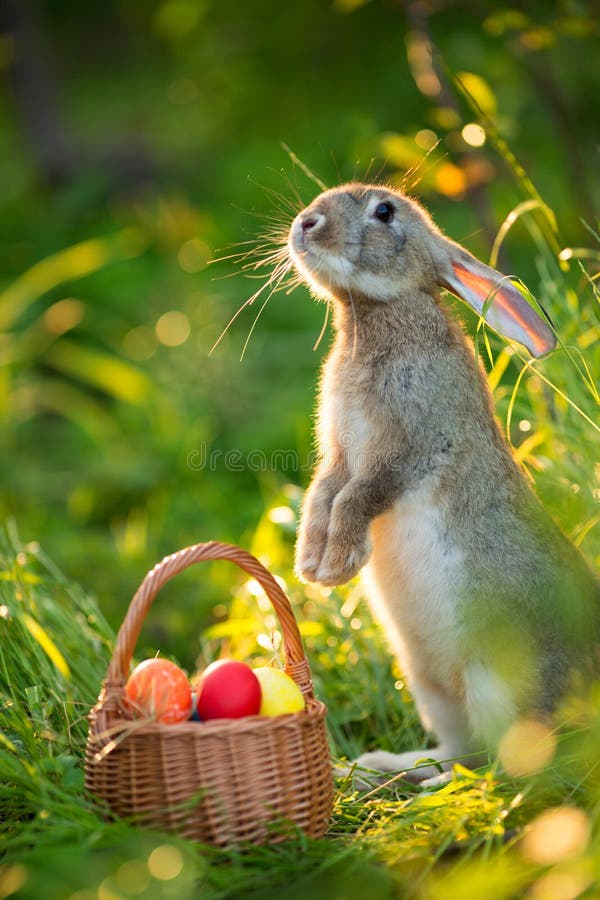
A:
287;182;600;784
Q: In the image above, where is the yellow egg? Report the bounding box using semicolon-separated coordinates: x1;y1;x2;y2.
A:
253;667;306;716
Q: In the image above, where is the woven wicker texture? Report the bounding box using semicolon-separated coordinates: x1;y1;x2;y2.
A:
85;542;333;846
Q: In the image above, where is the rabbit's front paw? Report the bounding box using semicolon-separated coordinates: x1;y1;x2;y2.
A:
315;534;371;586
295;534;328;584
295;556;321;584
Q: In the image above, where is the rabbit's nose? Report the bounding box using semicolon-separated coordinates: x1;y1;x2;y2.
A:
300;212;325;233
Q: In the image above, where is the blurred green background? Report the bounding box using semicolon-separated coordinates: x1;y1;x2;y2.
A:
0;0;598;665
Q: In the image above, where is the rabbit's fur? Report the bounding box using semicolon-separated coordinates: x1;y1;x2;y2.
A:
288;183;600;782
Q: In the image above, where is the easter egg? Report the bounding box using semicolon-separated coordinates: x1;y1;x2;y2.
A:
196;659;261;720
253;667;305;716
125;658;192;724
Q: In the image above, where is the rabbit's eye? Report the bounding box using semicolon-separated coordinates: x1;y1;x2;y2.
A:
374;202;394;223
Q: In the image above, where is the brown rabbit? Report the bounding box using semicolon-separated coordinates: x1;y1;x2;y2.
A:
287;183;600;783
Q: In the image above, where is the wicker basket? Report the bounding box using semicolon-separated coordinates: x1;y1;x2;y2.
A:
85;542;333;846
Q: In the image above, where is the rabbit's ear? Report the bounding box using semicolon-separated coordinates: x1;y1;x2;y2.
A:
438;246;556;357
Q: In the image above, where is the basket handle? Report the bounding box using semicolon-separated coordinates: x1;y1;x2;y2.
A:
103;542;314;699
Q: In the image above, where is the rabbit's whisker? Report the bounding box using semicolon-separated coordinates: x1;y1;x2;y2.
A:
268;158;311;210
209;247;275;267
346;281;359;362
241;249;289;272
213;240;288;267
210;246;288;283
280;143;328;194
284;273;304;295
240;259;294;361
313;298;331;352
400;140;443;191
209;257;289;356
239;290;275;362
248;177;304;219
210;172;308;357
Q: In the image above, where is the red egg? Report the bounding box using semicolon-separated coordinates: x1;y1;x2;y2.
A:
196;659;261;720
125;658;192;724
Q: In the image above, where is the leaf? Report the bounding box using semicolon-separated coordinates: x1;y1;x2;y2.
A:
456;71;497;117
21;613;71;680
0;731;19;753
12;378;118;441
0;229;145;331
44;339;151;405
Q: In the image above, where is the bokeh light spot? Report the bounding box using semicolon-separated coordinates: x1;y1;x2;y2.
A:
97;879;122;900
415;129;438;150
406;31;441;97
521;806;590;865
499;718;556;777
154;0;202;41
148;845;184;881
268;505;295;525
155;311;191;347
115;860;150;895
178;238;210;273
462;123;486;147
430;106;461;130
434;162;467;198
123;326;156;361
529;866;594;900
0;864;27;898
416;73;442;96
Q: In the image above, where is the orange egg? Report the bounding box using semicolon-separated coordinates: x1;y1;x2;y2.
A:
125;658;192;724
